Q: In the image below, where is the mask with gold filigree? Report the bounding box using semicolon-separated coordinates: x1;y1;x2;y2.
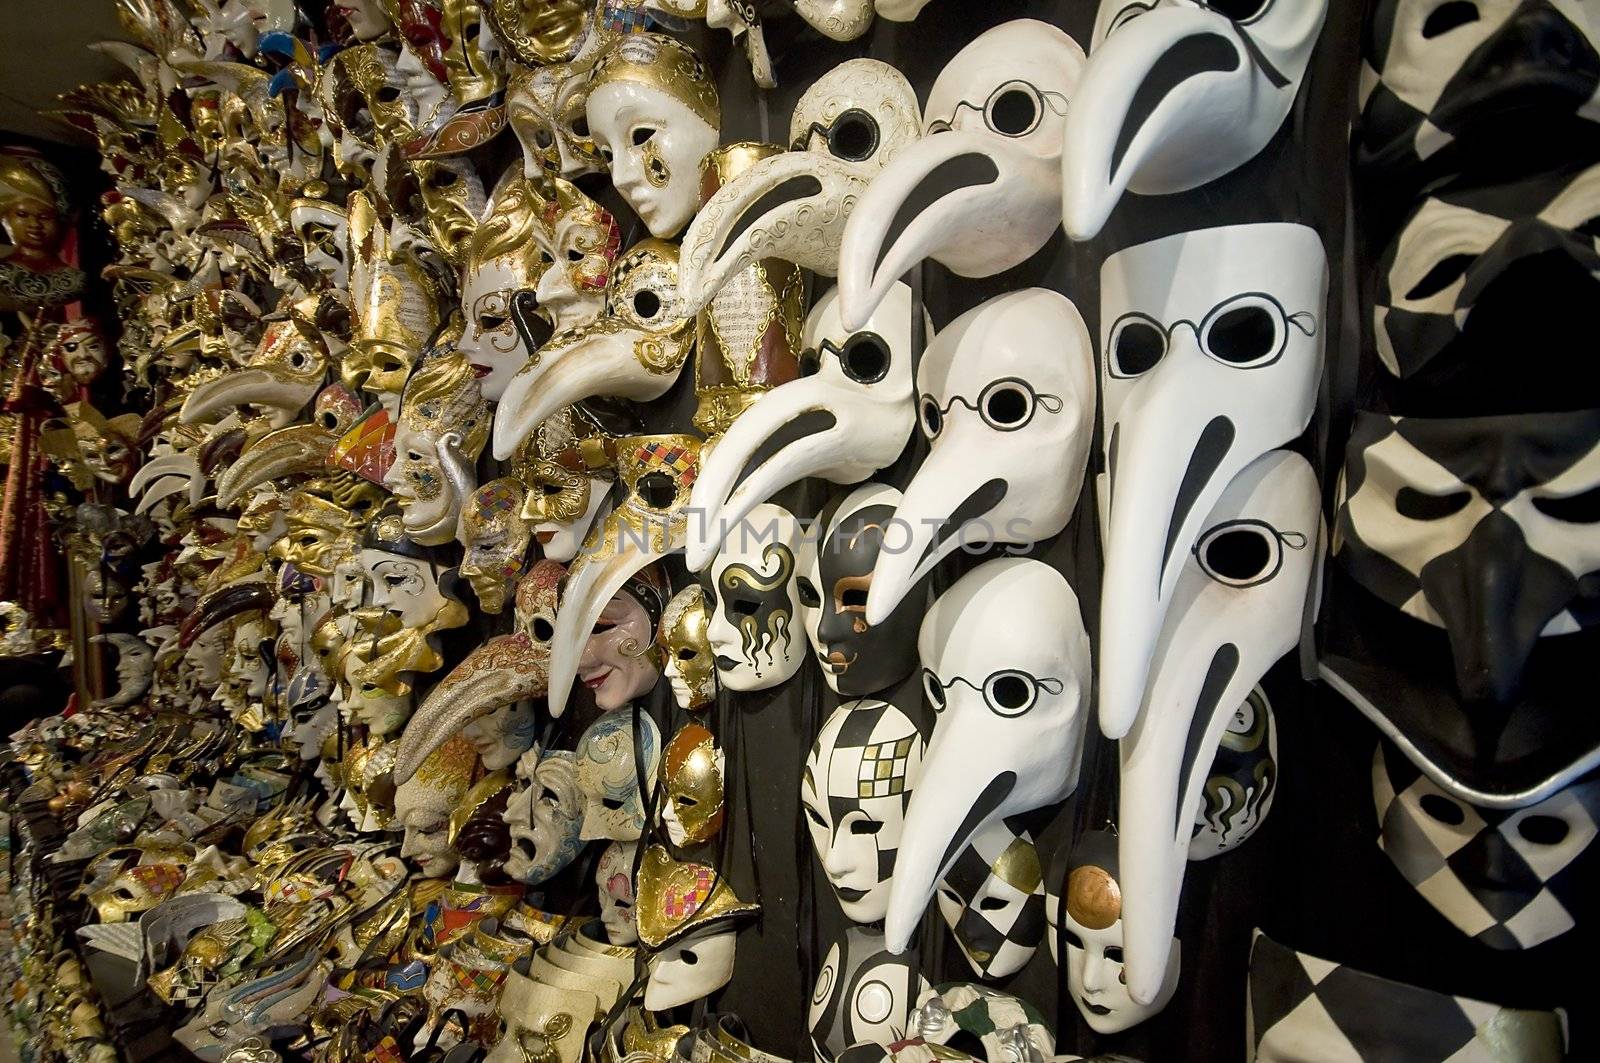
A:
460;177;554;400
181;308;329;433
660;722;724;847
635;844;758;1010
527;177;622;335
517;404;623;564
90;862;186;924
395;732;480;879
658;586;715;712
459;478;532;614
410;157;487;267
506;61;605;180
486;0;590;65
344;191;441;414
383;345;490;546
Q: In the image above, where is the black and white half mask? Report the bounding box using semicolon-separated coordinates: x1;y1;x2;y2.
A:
836;19;1086;330
865;288;1095;626
1374;741;1600;950
935;817;1046;980
1115;450;1320;1006
1061;0;1329;240
883;558;1091;955
705;502;805;692
809;926;930;1063
1097;223;1326;742
1190;685;1279;861
1356;0;1600;196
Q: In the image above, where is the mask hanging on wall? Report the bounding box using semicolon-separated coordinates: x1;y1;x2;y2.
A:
935;818;1045;981
503;746;584;886
705;502;805;692
575;706;662;842
383;346;492;547
658;586;717;711
635;845;759;1010
808;926;929;1063
396;733;481;880
661;722;725;847
459;177;555;401
519;405;622;565
577;571;666;712
459;477;533;614
596;839;639;945
506;62;607;180
1190;685;1279;861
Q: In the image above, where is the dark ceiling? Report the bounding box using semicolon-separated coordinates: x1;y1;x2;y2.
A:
0;1;132;145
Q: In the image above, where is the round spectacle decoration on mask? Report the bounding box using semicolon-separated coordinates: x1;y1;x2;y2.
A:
1373;742;1600;951
705;502;805;692
661;723;725;847
837;20;1085;330
686;283;925;573
803;699;928;925
504;747;584;886
596;839;639;945
1190;685;1278;861
658;586;717;711
809;926;930;1063
864;288;1094;627
1061;0;1329;241
635;844;759;1010
575;707;663;842
935;818;1045;980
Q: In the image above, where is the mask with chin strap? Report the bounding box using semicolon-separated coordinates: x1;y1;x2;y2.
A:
686;282;925;572
865;288;1094;627
1097;223;1326;743
883;557;1091;956
1062;0;1328;241
836;19;1085;330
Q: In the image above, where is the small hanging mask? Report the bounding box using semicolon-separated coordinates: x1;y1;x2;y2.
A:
837;19;1085;330
503;746;584;886
519;405;622;564
935;818;1045;980
1062;0;1329;240
396;733;480;879
507;62;606;180
575;706;663;841
808;926;929;1063
660;722;725;847
596;839;639;945
866;287;1095;626
658;586;717;711
1190;685;1279;861
705;502;804;692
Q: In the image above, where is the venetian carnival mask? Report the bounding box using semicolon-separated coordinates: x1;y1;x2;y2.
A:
1061;0;1328;241
866;288;1095;626
661;723;725;847
1190;685;1279;860
359;509;454;632
809;926;928;1063
488;972;596;1063
507;62;606;179
803;699;928;924
1114;451;1320;1006
678;58;921;310
335;0;392;40
791;0;875;40
504;747;584;886
1053;829;1180;1036
884;558;1091;955
575;706;663;841
597;840;639;945
526;177;623;337
461;178;555;401
289;199;350;288
1097;223;1326;742
463;701;539;770
383;347;491;546
460;478;533;613
935;819;1045;981
574;569;665;711
586;34;721;239
396;734;480;879
1373;741;1600;950
521;406;623;564
345;193;442;415
705;502;804;692
636;845;759;1011
659;585;716;711
686;283;924;571
837;20;1085;330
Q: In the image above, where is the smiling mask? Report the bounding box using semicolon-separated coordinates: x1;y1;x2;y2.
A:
705;502;804;692
577;568;666;711
1061;0;1329;240
837;20;1085;330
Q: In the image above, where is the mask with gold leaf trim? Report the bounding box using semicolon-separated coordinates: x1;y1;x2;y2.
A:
399;0;507;158
412;157;487;267
934;818;1044;980
396;732;481;879
507;61;606;181
288;198;350;288
577;707;661;842
486;0;590;66
660;722;724;847
382;345;490;546
90;862;186;924
344;192;441;414
487;969;596;1063
269;487;362;579
217;385;367;510
461;177;555;400
635;844;759;1011
530;176;622;335
658;585;715;712
460;478;533;614
520;404;623;564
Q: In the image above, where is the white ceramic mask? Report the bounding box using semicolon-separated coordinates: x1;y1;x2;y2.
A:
596;839;639;945
865;287;1094;626
792;0;874;41
678;59;921;312
461;701;539;771
645;925;737;1010
360;548;448;631
808;926;928;1063
1115;450;1320;1006
935;818;1046;980
1097;223;1326;742
704;502;805;691
1190;684;1279;861
884;557;1091;954
575;707;663;841
1061;0;1329;240
837;20;1085;330
503;747;584;886
802;699;928;924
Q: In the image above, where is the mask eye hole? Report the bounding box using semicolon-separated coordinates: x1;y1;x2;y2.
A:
1419;792;1466;825
978;896;1009;911
796;577;821;608
571;116;590;138
828;109;880;162
987;85;1040;136
630;126;656;147
632;289;661;320
531;616;555;642
1517;814;1569;845
1396;487;1472;521
534;128;554;148
922;668;947;712
920;397;943;438
983;670;1042;716
1108;314;1166;378
676;648;697;661
804;805;827;829
1194;521;1288;587
1423;1;1480;39
1201;296;1284;366
1403;252;1475;301
1532;485;1600;524
983;383;1031;427
636;471;677;509
841;333;890;384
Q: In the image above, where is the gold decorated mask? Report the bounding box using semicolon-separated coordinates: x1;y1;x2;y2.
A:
486;0;590;64
271;491;361;578
660;723;724;847
541;178;622;330
588;33;720;133
507;62;606;179
580;434;700;561
413;158;487;267
658;586;715;711
459;478;533;614
90;862;186;924
634;844;757;950
345;192;441;410
440;0;503;104
385;346;491;546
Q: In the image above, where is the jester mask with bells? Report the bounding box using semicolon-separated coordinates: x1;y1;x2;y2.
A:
585;34;721;240
1115;450;1320;1006
636;845;759;1011
836;20;1085;330
688;283;922;571
520;405;624;564
575;705;663;842
659;585;716;711
459;477;533;614
677;58;921;312
546;435;699;716
865;288;1095;626
936;818;1045;981
706;502;805;692
382;346;491;546
1325;408;1600;803
492;239;695;461
884;558;1091;956
458;177;554;401
395;559;564;785
808;926;929;1063
216;385;366;510
396;733;482;880
1097;223;1326;743
1061;0;1329;242
502;745;584;886
1190;685;1279;861
344;192;442;415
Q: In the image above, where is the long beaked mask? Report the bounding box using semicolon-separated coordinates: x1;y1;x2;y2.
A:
1097;223;1326;741
808;926;929;1063
1061;0;1329;241
837;20;1085;330
383;346;492;546
658;585;716;711
492;239;694;461
884;558;1091;954
1116;450;1321;1006
503;746;584;885
179;314;327;431
216;385;365;509
705;502;805;692
1373;741;1600;951
935;818;1045;980
677;59;921;313
686;283;923;572
1190;684;1278;861
792;0;874;41
575;706;663;841
865;287;1094;626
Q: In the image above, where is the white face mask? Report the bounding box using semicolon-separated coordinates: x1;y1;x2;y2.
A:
587;68;720;238
461;701;539;771
884;557;1091;955
791;0;874;40
1116;450;1320;1006
865;287;1095;626
687;283;923;572
1097;223;1326;742
575;707;662;842
289;200;349;288
836;19;1085;330
803;699;928;923
360;549;448;631
678;59;921;311
1061;0;1329;240
595;840;639;945
645;925;737;1010
705;503;805;692
459;254;539;403
809;926;928;1063
935;817;1046;980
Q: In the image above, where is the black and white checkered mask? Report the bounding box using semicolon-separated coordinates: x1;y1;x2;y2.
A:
935;817;1046;980
1374;741;1600;949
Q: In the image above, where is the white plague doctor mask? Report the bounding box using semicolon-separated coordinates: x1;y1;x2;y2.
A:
1097;222;1325;742
686;283;925;572
1061;0;1330;241
865;287;1094;626
1115;450;1321;1006
837;19;1085;331
883;557;1091;955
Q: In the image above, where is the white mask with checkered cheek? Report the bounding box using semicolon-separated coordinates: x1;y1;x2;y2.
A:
1373;743;1600;950
934;817;1046;980
802;700;928;924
